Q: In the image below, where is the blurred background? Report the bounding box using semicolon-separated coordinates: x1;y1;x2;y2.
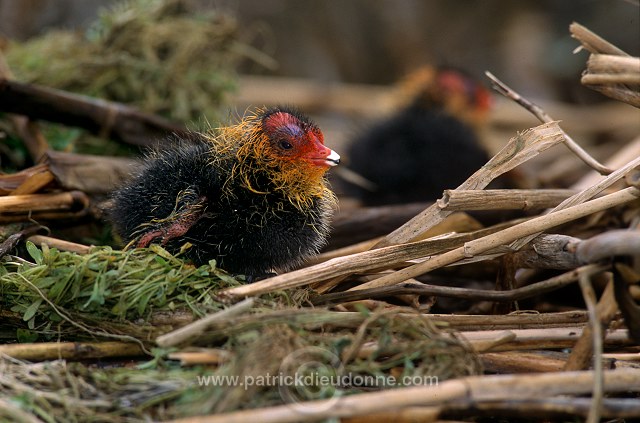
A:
2;0;638;100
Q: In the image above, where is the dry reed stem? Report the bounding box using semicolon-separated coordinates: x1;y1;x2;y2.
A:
0;341;144;361
0;191;89;214
220;225;511;299
569;22;630;56
311;264;606;306
9;170;55;195
577;274;604;423
438;189;578;211
27;235;92;254
351;187;639;291
164;369;640;423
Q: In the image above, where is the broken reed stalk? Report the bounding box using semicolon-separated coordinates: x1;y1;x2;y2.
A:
350;186;639;291
570;22;640;107
485;71;613;175
569;22;630;56
511;231;640;269
0;341;144;361
27;235;91;254
0;191;89;214
576;274;605;423
565;279;618;372
437;189;578;211
9;170;55;195
362;328;628;353
164;369;640;423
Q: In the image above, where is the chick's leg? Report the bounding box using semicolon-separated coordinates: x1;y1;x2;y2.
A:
135;189;207;248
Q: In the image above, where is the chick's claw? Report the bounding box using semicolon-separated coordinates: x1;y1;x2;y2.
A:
135;201;206;248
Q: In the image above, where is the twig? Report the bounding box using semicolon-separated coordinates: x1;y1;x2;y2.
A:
509;154;640;251
485;71;612;175
220;223;514;299
512;231;640;269
310;264;606;306
437;189;578;211
156;298;255;347
0;191;89;214
350;187;639;291
163;370;640;423
577;273;605;423
0;341;144;361
27;235;92;254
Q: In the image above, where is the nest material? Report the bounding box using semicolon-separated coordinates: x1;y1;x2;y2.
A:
5;0;249;124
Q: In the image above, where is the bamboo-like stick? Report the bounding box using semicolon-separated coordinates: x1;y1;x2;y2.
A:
586;54;640;73
350;187;639;291
27;235;92;254
576;273;606;423
569;22;630;56
9;170;55;195
0;191;89;214
582;73;640;85
565;279;618;372
164;370;640;423
168;349;231;366
437;189;578;211
0;341;144;361
481;351;567;373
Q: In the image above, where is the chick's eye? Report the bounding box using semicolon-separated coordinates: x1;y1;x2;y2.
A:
278;139;293;150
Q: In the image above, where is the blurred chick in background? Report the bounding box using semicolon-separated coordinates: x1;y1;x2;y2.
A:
343;66;494;206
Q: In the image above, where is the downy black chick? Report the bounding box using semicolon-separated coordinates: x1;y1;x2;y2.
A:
110;107;340;279
344;67;492;206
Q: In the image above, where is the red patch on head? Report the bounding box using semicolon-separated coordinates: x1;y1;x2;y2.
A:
262;111;332;167
263;112;303;137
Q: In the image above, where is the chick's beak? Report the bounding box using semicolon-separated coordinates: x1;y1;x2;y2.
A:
325;149;340;166
308;135;340;167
